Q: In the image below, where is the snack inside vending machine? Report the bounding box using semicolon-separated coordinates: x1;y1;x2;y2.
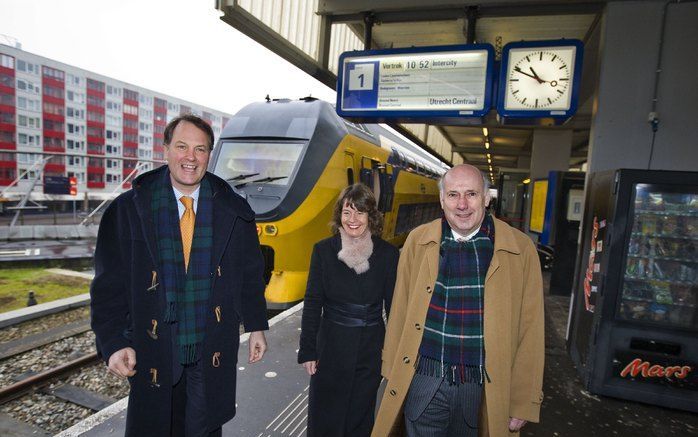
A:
567;169;698;412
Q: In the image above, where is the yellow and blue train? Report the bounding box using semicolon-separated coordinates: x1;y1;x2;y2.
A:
210;98;448;309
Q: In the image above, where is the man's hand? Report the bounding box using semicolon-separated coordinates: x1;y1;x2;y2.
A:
108;347;137;378
509;417;527;432
301;360;318;376
248;331;267;363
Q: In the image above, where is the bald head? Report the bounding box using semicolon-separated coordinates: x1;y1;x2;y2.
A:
439;164;492;235
438;164;489;195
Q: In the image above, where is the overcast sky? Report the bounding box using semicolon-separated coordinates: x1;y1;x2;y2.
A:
0;0;337;115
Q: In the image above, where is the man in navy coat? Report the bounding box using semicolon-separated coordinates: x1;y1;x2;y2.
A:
90;114;269;436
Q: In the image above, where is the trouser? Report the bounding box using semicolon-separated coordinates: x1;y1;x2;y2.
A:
404;372;482;437
171;361;222;437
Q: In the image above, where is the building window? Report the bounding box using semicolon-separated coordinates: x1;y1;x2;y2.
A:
16;78;40;94
44;136;65;149
0;71;13;87
87;126;103;138
67;139;85;151
66;73;82;86
44;119;64;132
106;85;122;96
86;111;105;123
123;89;138;101
86;78;105;92
44;84;64;99
87;94;104;107
87;142;104;154
124;104;138;115
0;54;14;69
17;133;40;146
66;90;85;103
17;115;40;129
43;102;64;116
106;100;122;112
66;107;85;120
106;129;121;141
42;66;65;81
0;111;14;124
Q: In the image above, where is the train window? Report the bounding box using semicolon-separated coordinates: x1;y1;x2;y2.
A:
213;140;305;186
347;168;354;186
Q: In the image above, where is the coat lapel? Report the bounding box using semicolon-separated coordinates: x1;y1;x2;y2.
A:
486;217;521;284
132;180;160;267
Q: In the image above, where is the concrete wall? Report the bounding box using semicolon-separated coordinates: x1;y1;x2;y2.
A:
587;1;698;173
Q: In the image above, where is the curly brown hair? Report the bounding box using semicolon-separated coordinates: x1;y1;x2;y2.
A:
330;183;383;236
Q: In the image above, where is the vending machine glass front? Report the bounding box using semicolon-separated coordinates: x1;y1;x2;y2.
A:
618;184;698;330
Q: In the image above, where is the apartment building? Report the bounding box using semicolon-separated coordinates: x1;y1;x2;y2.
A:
0;43;232;201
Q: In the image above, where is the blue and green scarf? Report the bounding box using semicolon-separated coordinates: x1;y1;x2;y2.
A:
416;214;494;384
151;170;213;364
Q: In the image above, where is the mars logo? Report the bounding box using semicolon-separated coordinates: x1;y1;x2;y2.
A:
620;358;692;379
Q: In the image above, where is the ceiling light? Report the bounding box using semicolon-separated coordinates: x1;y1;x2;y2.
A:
482;127;488;137
523;178;531;184
487;158;491;164
485;142;490;150
489;166;493;172
486;153;491;159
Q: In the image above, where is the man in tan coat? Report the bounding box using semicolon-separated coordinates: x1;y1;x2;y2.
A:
372;164;544;437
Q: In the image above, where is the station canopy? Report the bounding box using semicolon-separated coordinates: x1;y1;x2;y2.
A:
216;0;603;177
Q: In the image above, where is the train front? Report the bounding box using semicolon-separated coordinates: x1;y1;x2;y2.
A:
209;99;345;309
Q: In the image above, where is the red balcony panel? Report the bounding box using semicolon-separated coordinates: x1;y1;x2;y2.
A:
87;149;105;156
123;98;138;107
0;104;15;113
42;76;64;88
0;141;16;150
0;65;14;76
43;112;65;123
88;166;105;174
87;181;105;189
86;87;105;97
123;113;138;120
86;104;105;113
86;121;106;130
0;84;14;95
43;94;64;106
45;163;65;173
87;138;105;147
43;130;65;139
0;160;16;168
0;123;15;133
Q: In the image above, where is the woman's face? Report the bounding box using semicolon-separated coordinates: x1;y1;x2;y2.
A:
341;200;369;238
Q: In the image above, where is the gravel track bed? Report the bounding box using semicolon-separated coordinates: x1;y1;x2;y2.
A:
65;363;130;399
0;307;90;343
0;391;93;434
0;331;96;387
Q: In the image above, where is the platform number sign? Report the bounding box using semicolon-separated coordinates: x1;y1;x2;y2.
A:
348;63;375;91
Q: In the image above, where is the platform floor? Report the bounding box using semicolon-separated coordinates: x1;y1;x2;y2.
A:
62;277;698;437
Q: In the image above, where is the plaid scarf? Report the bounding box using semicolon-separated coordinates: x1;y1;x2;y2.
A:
152;170;213;364
416;214;494;384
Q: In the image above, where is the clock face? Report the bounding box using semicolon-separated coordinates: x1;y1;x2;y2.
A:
504;46;577;111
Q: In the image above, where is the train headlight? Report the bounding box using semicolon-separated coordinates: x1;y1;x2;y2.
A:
256;225;262;236
264;225;278;236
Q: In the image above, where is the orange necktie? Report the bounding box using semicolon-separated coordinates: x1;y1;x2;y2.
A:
179;196;195;271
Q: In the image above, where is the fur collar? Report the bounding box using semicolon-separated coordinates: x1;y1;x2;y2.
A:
337;228;373;274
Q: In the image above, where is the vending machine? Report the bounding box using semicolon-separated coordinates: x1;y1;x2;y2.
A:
568;169;697;412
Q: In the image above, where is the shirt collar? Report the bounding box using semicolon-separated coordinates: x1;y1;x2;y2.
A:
451;227;480;242
172;185;200;203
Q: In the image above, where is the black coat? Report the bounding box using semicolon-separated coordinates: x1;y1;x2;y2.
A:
298;235;399;437
90;166;268;436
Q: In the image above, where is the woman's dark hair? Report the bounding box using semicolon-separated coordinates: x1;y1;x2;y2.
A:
331;183;383;236
163;114;215;151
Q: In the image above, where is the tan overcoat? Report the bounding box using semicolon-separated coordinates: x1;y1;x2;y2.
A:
372;217;544;437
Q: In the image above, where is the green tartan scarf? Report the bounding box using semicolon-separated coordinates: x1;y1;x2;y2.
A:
416;214;494;384
152;170;213;364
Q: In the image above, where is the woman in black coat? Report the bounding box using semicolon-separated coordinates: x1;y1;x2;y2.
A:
298;183;399;437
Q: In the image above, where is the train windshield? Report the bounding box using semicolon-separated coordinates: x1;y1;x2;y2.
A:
214;141;305;186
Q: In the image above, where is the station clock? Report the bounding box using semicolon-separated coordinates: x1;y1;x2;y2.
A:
497;39;584;118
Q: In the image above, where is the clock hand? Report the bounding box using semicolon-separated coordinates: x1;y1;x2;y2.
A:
514;66;545;83
528;67;547;84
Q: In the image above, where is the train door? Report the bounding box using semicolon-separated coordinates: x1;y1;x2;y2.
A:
344;152;355;186
360;157;396;237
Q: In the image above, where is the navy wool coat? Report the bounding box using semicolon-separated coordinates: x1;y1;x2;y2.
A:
90;166;268;436
298;235;399;437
